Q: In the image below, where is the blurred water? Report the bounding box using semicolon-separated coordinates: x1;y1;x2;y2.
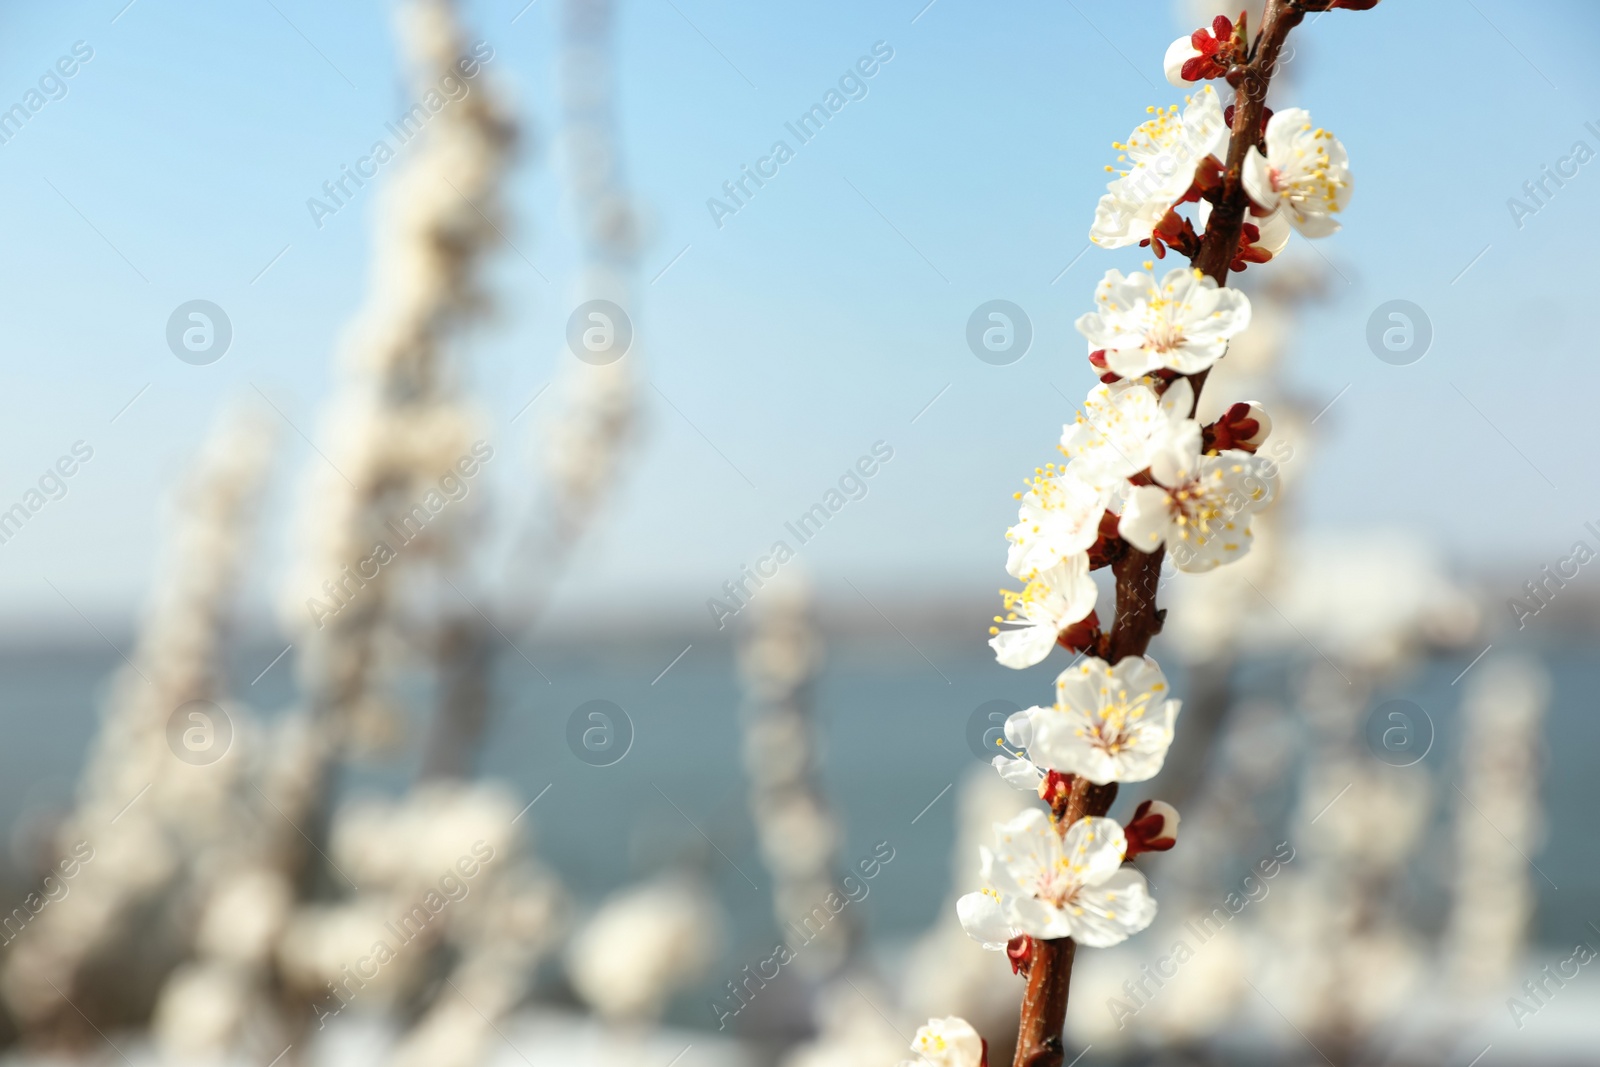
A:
0;627;1594;1025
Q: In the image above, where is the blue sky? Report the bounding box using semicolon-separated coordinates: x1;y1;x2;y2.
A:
0;0;1596;632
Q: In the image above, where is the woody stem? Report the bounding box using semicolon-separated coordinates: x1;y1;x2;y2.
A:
1012;5;1305;1065
1194;1;1304;286
1013;938;1075;1067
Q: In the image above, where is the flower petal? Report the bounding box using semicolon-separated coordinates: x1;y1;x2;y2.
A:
1004;708;1036;750
1068;867;1158;947
1008;894;1076;940
1148;420;1202;487
1118;485;1172;552
1241;145;1278;211
993;754;1042;791
1159;376;1194;421
957;891;1013;950
1255;206;1292;255
989;623;1058;669
1062;816;1129;886
1030;708;1117;782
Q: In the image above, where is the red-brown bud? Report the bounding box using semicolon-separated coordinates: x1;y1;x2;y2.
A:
1037;770;1074;814
1230;223;1274;272
1223;104;1274;143
1203;401;1271;453
1124;799;1180;858
1087;349;1120;384
1086;510;1127;570
1146;209;1200;260
1055;611;1102;655
1006;934;1035;976
1178;14;1241;82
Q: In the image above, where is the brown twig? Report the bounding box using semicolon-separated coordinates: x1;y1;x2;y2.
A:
1108;534;1165;661
1009;4;1312;1064
1014;938;1076;1067
1194;2;1305;287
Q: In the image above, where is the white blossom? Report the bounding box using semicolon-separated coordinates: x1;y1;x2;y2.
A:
1061;376;1195;480
195;869;292;965
1004;467;1115;580
988;555;1097;669
1242;107;1353;237
909;1016;986;1067
957;811;1156;948
566;876;719;1021
1118;421;1277;573
152;963;248;1059
1013;656;1180;784
1090;87;1228;249
1076;266;1252;379
991;712;1043;790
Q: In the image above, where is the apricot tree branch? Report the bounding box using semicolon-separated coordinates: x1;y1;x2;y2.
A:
1010;5;1312;1064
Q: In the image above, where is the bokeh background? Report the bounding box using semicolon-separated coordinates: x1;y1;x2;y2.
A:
0;0;1595;1065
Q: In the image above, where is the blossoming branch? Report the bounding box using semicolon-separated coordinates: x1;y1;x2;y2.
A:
898;3;1375;1065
